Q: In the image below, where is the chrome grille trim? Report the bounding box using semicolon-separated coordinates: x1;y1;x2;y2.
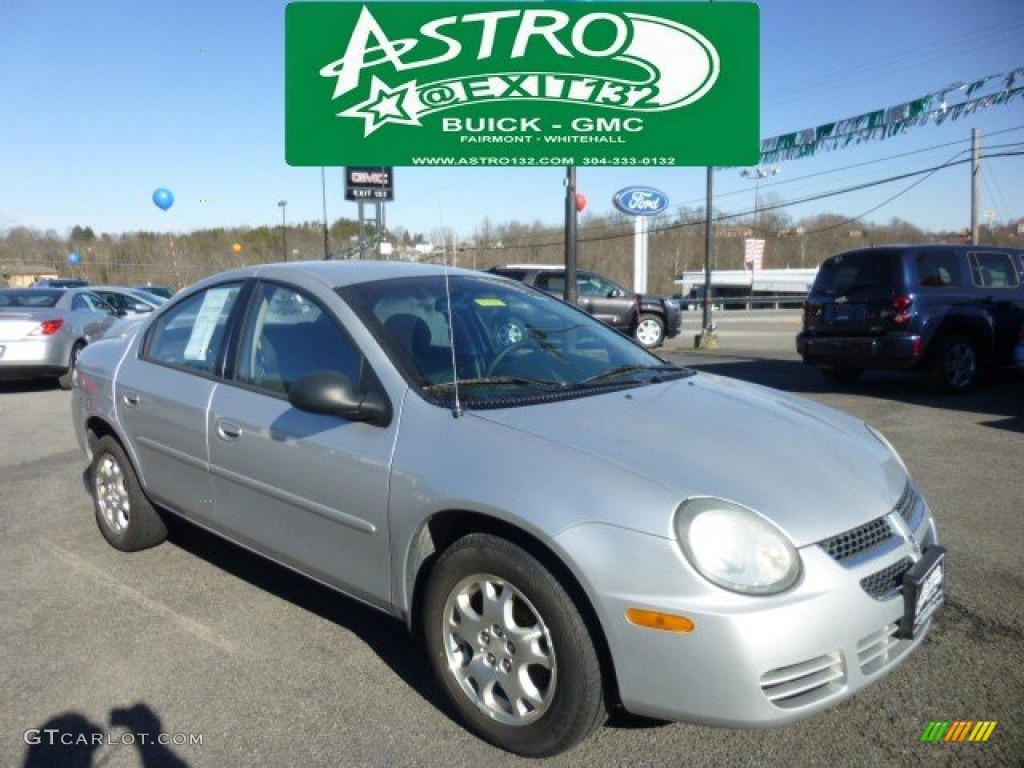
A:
860;557;913;600
760;652;846;708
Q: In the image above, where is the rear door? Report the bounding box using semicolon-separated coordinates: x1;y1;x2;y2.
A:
117;282;244;517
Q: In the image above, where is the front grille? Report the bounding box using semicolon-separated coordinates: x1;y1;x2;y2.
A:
860;557;913;599
819;482;920;563
760;652;846;709
820;516;894;561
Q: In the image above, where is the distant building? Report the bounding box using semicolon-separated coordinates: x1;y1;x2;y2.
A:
0;263;60;288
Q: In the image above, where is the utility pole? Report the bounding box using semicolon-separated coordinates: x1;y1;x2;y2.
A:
971;129;980;246
696;166;717;348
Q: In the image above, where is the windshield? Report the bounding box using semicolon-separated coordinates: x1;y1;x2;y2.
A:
341;274;691;408
812;250;899;296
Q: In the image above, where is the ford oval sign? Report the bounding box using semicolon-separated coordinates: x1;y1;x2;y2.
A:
612;187;670;216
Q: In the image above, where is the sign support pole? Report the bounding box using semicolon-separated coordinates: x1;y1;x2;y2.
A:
358;201;366;260
565;166;578;306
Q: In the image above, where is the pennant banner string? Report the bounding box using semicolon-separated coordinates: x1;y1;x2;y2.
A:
747;69;1024;166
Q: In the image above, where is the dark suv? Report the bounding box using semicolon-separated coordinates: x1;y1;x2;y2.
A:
489;266;682;348
797;244;1024;391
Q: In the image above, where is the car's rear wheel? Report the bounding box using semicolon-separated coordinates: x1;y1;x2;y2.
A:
57;341;85;390
634;313;665;348
91;435;168;551
422;533;605;757
928;334;981;392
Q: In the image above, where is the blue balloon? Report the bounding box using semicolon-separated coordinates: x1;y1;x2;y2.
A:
152;187;174;211
67;251;81;265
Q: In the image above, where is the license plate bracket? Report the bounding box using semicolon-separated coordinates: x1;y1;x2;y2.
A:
898;545;946;639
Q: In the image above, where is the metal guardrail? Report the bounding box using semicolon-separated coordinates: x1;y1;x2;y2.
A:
677;295;807;311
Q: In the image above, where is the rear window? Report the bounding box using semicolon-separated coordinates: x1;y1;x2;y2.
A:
813;251;900;295
0;290;61;308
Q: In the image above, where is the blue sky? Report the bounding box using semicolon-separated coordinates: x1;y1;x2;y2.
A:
2;0;1022;243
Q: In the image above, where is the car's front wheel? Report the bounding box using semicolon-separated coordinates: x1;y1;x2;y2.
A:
634;313;665;348
91;435;168;551
422;533;606;757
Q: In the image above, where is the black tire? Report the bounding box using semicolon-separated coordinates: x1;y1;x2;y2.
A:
90;435;168;551
819;366;863;386
58;341;85;390
927;334;981;393
421;533;606;757
634;313;665;348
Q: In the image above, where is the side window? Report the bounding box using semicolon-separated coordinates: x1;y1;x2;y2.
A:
236;283;363;395
144;283;242;374
915;252;960;288
535;273;566;293
71;294;92;311
969;252;1020;289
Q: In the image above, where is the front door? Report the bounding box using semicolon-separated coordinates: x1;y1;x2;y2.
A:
206;281;394;606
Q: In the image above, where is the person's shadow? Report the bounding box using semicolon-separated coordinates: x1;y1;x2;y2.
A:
22;704;190;767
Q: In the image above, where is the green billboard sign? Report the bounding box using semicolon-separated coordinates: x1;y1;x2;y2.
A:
286;2;759;167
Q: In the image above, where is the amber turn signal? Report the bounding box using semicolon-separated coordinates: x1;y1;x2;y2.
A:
625;608;695;633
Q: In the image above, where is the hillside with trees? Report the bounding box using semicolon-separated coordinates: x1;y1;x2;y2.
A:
2;209;1021;295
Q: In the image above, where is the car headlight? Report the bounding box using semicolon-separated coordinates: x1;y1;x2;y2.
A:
675;498;800;595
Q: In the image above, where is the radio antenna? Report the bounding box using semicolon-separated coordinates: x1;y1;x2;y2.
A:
443;267;463;418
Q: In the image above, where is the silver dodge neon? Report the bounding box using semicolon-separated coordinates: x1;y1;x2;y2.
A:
71;261;944;756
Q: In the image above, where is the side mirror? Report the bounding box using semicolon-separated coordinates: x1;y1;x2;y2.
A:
288;370;391;427
609;288;625;298
131;302;154;314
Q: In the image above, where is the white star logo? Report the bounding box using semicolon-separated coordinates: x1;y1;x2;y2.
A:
340;77;421;136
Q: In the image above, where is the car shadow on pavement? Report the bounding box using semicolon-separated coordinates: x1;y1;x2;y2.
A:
162;519;456;723
682;355;1024;434
0;378;60;394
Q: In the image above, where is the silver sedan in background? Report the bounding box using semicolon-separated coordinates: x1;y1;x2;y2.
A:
71;262;944;756
0;287;116;389
89;285;165;318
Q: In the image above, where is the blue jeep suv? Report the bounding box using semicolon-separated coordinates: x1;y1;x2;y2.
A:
797;244;1024;392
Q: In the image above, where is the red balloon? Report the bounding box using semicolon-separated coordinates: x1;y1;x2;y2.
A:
575;193;587;213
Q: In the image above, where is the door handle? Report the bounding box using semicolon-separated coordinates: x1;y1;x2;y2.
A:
216;420;242;440
122;390;140;406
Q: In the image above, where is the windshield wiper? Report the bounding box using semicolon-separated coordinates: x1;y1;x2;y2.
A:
578;364;691;387
423;376;566;393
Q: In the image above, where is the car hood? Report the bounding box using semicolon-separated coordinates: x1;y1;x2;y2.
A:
471;373;906;547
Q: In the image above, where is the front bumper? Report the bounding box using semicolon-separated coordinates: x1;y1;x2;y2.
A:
797;331;921;370
555;499;940;726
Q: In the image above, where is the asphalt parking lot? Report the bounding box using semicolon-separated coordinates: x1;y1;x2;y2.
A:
1;310;1021;767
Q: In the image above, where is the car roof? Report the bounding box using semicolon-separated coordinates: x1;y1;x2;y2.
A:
187;260;495;292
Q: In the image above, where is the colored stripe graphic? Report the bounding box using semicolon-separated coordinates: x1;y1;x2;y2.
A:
920;721;949;742
920;720;997;743
968;722;997;742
